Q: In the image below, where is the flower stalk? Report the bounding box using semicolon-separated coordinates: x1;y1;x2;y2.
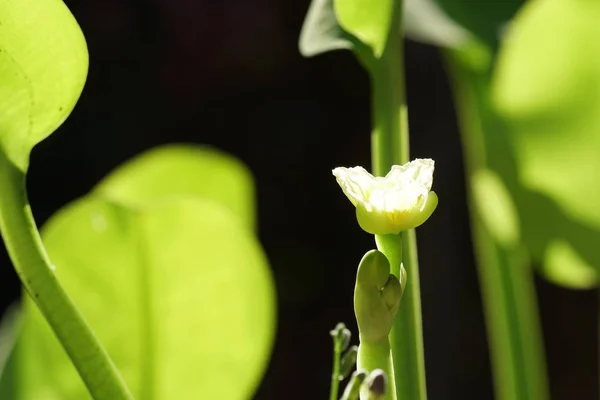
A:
369;0;428;398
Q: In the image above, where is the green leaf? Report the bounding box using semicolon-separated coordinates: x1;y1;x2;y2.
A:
434;0;524;46
10;146;276;399
299;0;355;57
0;0;88;171
0;306;20;399
492;0;600;288
95;144;256;230
334;0;395;58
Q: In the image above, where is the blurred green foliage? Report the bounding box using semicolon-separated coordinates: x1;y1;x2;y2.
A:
0;145;276;399
405;0;599;289
493;0;600;288
434;0;523;46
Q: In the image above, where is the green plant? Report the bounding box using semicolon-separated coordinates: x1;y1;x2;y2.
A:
300;0;600;398
0;2;275;399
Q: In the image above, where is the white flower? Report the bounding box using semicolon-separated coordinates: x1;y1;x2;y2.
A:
332;159;438;235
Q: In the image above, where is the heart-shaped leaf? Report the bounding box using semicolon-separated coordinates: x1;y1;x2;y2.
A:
4;146;276;399
0;0;88;171
95;144;256;230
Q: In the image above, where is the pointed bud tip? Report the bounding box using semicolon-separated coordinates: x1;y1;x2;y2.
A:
330;322;352;351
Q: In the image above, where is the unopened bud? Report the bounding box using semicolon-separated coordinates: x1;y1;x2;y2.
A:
354;251;399;342
330;322;352;352
339;345;358;379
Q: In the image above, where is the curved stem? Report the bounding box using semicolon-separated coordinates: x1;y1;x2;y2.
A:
0;150;134;400
357;337;396;400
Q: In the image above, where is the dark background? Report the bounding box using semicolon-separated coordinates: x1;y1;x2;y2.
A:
0;0;597;398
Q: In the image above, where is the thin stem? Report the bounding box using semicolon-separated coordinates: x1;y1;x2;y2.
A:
443;46;549;400
0;150;134;400
357;337;396;400
330;340;342;400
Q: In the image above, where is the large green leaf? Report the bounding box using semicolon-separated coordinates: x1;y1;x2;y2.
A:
95;144;256;230
7;146;276;399
492;0;600;288
0;0;88;171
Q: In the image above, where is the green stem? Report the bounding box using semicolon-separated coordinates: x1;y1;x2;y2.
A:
330;340;342;400
375;234;426;400
357;337;396;400
368;1;426;398
370;15;407;177
443;46;549;400
0;150;134;400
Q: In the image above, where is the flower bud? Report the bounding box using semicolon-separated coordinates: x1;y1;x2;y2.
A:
339;345;359;379
354;251;403;342
330;322;352;352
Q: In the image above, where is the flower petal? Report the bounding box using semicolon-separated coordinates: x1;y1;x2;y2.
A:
399;191;439;231
386;159;435;191
332;166;377;206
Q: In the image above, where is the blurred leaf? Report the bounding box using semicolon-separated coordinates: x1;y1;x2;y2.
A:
434;0;524;46
299;0;355;57
403;0;471;48
11;146;276;399
542;240;597;290
471;169;520;248
95;144;256;230
492;0;600;287
0;305;20;399
334;0;395;57
0;0;88;171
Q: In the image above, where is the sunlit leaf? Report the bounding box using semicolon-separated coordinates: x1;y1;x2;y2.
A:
10;146;276;399
542;240;597;290
95;144;256;230
334;0;395;57
492;0;600;287
471;169;520;248
0;305;20;399
0;0;88;171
